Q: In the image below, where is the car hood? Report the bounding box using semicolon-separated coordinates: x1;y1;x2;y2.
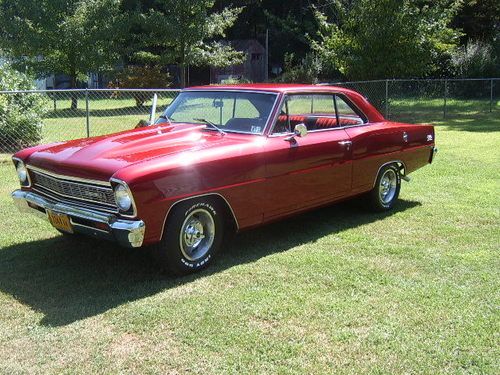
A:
24;124;253;181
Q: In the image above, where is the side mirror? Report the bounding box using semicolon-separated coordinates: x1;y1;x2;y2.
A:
294;123;308;138
285;123;308;142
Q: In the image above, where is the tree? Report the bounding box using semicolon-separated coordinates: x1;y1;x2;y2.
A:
312;0;463;80
129;0;244;87
0;0;125;109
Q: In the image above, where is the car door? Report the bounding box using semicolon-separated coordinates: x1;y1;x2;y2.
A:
263;93;353;220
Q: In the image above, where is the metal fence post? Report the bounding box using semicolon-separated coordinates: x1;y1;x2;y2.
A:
85;89;90;138
443;79;448;119
385;79;389;118
490;79;494;113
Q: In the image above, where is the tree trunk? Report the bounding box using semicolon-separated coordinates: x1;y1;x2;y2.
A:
179;64;186;88
70;74;78;110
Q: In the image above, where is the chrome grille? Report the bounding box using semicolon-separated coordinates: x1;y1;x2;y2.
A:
30;169;116;207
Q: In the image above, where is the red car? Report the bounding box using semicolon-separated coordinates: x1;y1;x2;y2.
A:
12;84;437;274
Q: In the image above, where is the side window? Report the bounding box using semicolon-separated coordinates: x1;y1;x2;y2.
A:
273;94;337;134
335;95;365;125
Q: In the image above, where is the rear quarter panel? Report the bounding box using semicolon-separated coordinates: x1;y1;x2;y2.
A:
345;122;435;193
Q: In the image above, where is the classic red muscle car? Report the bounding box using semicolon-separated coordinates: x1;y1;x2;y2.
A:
12;84;437;274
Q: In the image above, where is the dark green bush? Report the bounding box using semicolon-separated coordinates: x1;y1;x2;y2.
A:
0;64;46;152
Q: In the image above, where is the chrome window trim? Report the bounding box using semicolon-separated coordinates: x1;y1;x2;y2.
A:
268;120;369;138
32;187;119;215
110;178;138;218
12;157;32;188
267;91;369;136
27;165;111;187
164;89;280;136
159;192;239;241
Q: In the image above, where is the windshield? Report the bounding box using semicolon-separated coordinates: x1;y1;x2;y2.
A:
158;91;278;134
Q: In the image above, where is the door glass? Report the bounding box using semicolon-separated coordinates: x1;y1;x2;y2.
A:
335;96;365;126
273;94;336;134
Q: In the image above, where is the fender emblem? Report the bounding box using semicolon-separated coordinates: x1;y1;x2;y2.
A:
427;134;433;141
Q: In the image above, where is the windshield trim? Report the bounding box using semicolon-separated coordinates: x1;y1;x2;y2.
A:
164;89;280;136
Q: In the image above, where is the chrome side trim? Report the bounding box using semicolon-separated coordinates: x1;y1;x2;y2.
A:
109;178;138;218
12;157;32;188
159;192;239;241
372;160;407;188
27;165;111;187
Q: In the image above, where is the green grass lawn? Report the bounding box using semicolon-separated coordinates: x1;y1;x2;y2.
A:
0;111;498;373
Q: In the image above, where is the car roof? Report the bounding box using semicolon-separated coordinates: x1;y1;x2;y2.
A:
184;83;354;94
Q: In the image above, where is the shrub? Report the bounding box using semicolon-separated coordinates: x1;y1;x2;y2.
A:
276;53;323;83
451;40;499;78
0;64;46;152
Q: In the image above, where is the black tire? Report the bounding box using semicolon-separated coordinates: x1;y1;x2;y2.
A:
368;164;401;212
153;198;225;275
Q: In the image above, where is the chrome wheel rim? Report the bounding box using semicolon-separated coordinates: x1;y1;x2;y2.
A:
179;208;215;261
379;169;397;204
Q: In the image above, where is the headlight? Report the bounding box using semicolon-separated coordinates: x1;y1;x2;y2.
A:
114;184;132;212
16;161;28;184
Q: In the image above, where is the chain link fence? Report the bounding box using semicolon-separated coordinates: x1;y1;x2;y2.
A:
0;89;179;153
332;78;499;123
1;79;498;153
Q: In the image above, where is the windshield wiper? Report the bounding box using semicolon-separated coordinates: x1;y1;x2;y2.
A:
194;118;226;136
158;114;173;126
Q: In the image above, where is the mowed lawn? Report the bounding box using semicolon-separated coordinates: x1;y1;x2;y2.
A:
0;111;498;373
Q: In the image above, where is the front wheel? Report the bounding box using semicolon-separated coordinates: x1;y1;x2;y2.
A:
153;199;225;275
368;164;401;211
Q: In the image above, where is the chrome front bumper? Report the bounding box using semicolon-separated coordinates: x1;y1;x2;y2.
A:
12;190;145;248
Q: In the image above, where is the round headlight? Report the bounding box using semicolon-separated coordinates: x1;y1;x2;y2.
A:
16;162;28;184
114;184;132;212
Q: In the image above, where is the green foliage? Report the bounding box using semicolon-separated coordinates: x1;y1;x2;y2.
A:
451;40;500;78
0;0;125;94
131;0;244;87
0;65;47;152
276;53;323;83
312;0;463;80
110;65;172;107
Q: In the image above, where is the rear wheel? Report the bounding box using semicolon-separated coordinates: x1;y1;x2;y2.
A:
368;164;401;211
154;198;225;275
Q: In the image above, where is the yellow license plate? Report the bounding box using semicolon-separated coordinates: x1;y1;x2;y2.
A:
47;210;73;233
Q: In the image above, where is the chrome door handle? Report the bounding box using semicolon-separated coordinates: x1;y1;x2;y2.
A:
338;140;352;147
338;140;352;151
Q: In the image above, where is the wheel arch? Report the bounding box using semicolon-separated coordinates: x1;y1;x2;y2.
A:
159;193;239;241
372;160;406;188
